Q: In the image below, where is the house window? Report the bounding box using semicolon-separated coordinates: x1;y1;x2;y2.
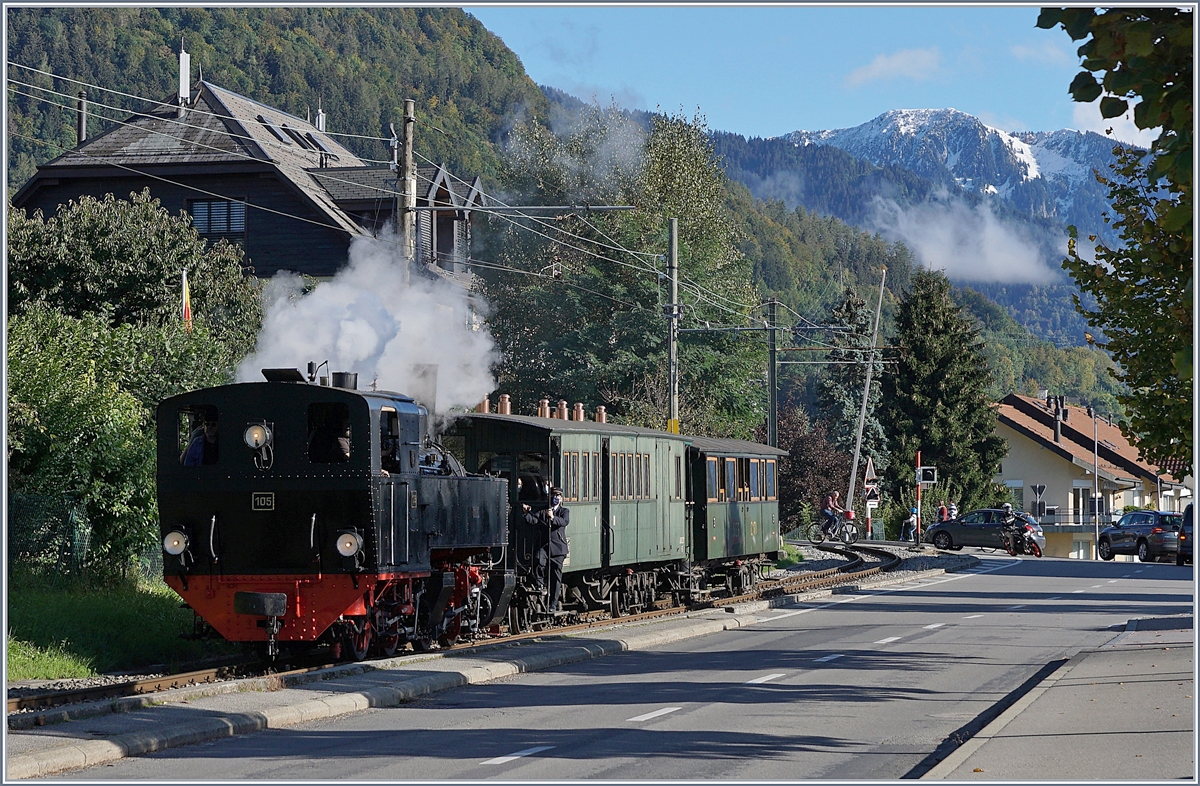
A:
190;199;246;242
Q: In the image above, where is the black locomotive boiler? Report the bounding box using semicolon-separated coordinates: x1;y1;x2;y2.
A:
157;369;511;660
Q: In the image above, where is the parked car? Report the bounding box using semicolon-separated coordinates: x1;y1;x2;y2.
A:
1098;510;1182;562
924;509;1046;553
1176;504;1192;566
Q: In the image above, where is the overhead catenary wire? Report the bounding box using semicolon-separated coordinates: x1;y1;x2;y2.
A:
11;61;759;324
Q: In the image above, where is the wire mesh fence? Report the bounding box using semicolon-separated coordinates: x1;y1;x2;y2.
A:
8;493;92;585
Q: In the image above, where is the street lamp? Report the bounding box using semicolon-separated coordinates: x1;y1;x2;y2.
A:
1086;405;1100;559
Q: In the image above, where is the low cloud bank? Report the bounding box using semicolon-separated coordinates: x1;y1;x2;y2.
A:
867;196;1062;284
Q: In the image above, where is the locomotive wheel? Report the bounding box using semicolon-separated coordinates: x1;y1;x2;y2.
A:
411;635;435;652
376;630;401;658
343;621;372;662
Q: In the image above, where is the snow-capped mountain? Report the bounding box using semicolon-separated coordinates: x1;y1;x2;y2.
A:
785;108;1126;245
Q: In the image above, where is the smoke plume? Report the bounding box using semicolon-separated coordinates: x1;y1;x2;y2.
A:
236;229;497;413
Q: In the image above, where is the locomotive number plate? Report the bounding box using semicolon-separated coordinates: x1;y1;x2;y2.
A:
252;492;275;511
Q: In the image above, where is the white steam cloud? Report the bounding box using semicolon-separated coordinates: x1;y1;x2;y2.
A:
867;196;1060;284
236;229;497;413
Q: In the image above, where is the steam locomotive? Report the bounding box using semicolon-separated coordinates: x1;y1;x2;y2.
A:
158;370;784;659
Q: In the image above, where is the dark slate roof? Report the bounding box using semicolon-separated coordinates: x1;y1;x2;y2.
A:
33;90;257;167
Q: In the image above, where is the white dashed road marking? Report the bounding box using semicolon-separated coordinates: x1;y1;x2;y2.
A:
814;654;843;663
875;636;902;644
627;707;682;722
1072;589;1086;593
483;746;555;765
746;673;785;684
923;623;945;629
1006;605;1027;610
963;614;983;619
1108;580;1119;583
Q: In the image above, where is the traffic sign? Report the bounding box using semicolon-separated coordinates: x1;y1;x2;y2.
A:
918;466;937;485
863;457;878;485
1031;484;1046;500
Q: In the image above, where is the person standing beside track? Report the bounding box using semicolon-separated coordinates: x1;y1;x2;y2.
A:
524;487;570;612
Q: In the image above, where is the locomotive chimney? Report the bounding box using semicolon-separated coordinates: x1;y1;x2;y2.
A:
331;371;358;390
595;405;607;423
557;400;568;420
498;394;511;415
476;396;491;414
573;402;585;421
538;399;550;418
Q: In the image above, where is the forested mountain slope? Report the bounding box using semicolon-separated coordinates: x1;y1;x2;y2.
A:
7;7;547;187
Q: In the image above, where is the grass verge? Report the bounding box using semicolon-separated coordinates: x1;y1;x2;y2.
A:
775;542;805;569
7;575;240;680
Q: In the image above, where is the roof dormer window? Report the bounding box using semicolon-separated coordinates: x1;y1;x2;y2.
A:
257;115;290;145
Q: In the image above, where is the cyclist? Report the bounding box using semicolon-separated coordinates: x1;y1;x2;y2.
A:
820;491;844;537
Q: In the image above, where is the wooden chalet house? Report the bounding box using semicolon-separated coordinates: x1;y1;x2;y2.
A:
12;50;484;282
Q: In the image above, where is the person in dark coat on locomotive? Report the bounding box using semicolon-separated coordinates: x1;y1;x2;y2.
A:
181;415;219;466
523;487;569;612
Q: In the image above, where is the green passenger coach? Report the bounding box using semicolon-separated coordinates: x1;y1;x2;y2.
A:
444;413;785;626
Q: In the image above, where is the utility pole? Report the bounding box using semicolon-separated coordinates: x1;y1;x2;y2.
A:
1087;405;1100;558
667;218;680;434
400;99;416;262
767;299;778;448
847;267;887;509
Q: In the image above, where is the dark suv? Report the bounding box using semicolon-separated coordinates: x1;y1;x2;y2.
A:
1098;510;1182;562
1177;504;1192;566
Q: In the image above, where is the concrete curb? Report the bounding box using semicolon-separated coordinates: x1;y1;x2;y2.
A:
7;558;978;779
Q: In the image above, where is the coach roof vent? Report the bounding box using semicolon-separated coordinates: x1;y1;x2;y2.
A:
261;368;306;382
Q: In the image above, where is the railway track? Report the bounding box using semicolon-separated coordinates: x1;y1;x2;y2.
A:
8;544;903;717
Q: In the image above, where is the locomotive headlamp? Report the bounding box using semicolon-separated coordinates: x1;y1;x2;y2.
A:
335;530;364;558
163;530;189;556
244;424;272;450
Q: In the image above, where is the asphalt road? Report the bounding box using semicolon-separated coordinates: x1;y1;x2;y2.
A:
56;553;1192;780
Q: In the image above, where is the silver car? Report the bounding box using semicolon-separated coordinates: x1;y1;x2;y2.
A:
924;508;1047;552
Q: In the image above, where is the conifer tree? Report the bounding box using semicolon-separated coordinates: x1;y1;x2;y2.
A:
815;286;889;477
881;269;1007;509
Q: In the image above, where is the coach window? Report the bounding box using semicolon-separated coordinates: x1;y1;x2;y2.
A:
645;454;653;499
724;459;736;503
379;408;402;474
179;405;219;466
571;452;580;501
766;459;777;500
749;460;760;501
706;458;719;502
308;403;351;463
674;455;682;500
581;453;590;501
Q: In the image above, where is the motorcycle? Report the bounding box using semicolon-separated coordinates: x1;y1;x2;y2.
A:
1000;520;1043;557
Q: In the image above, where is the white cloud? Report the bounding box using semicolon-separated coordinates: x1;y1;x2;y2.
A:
868;197;1060;284
1071;99;1159;148
1011;40;1074;66
844;48;940;88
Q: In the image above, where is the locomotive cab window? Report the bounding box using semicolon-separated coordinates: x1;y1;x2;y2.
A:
307;403;351;463
379;408;401;474
178;406;219;466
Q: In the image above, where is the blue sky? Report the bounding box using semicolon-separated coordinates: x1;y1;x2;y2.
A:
467;5;1152;145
